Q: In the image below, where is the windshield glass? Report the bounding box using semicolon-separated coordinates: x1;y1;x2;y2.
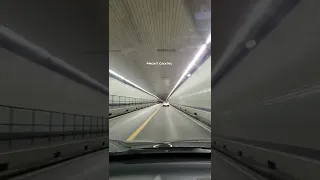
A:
108;0;211;150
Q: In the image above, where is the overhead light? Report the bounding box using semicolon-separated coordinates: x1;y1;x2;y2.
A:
109;69;162;100
109;69;125;80
187;74;191;77
181;44;207;77
166;33;210;100
205;34;211;44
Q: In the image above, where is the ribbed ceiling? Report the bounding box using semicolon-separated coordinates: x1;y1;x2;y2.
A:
109;0;211;99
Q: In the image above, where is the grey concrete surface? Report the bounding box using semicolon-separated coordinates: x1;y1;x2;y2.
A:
0;48;108;117
134;106;210;142
0;0;108;117
109;104;210;142
10;149;109;180
109;76;157;101
169;56;211;110
0;0;109;86
209;1;320;179
109;104;155;119
211;150;266;180
1;137;107;174
109;105;160;140
170;103;211;126
10;144;255;180
211;0;320;150
108;0;214;100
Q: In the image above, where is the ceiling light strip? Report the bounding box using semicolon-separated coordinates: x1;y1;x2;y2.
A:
109;70;162;100
166;34;211;100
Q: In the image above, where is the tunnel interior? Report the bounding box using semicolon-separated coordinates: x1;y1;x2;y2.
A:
1;0;320;180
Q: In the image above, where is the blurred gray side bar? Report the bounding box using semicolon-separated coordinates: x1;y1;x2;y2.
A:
0;26;108;95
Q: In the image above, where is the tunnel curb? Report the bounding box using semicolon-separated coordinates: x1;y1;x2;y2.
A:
0;146;108;179
171;104;211;127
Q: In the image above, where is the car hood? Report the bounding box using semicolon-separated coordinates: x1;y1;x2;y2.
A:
109;139;211;153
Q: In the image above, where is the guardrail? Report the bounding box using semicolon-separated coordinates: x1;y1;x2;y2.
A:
0;104;108;177
0;104;107;152
109;103;156;118
109;94;157;109
108;95;158;118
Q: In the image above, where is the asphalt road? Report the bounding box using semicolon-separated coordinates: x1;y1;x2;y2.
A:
109;104;211;142
11;106;261;180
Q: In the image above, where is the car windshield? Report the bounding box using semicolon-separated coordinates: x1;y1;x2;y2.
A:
3;0;317;179
108;0;211;150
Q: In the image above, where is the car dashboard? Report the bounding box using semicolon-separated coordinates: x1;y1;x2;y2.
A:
109;153;211;180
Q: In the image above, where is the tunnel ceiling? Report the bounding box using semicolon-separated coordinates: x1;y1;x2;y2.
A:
109;0;211;99
1;0;256;99
0;0;109;86
109;0;257;99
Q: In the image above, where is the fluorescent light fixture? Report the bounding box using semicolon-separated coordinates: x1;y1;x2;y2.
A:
109;69;125;80
109;69;162;100
205;34;211;44
187;74;191;77
166;33;210;100
181;44;207;77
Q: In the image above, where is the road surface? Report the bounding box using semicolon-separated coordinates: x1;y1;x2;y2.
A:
11;106;261;180
109;104;211;142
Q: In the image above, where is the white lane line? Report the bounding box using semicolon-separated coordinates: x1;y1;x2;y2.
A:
11;149;108;180
211;150;261;180
172;107;211;132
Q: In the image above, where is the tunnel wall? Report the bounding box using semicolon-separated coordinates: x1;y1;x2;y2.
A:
0;0;109;86
0;47;109;176
109;76;157;100
0;1;110;176
109;76;157;118
0;48;108;117
109;103;155;118
0;137;108;178
211;0;320;179
168;56;211;125
0;46;108;148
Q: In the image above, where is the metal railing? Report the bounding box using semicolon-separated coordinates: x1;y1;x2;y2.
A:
0;104;107;148
109;94;156;109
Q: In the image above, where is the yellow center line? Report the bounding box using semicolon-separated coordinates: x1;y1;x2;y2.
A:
126;106;161;141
